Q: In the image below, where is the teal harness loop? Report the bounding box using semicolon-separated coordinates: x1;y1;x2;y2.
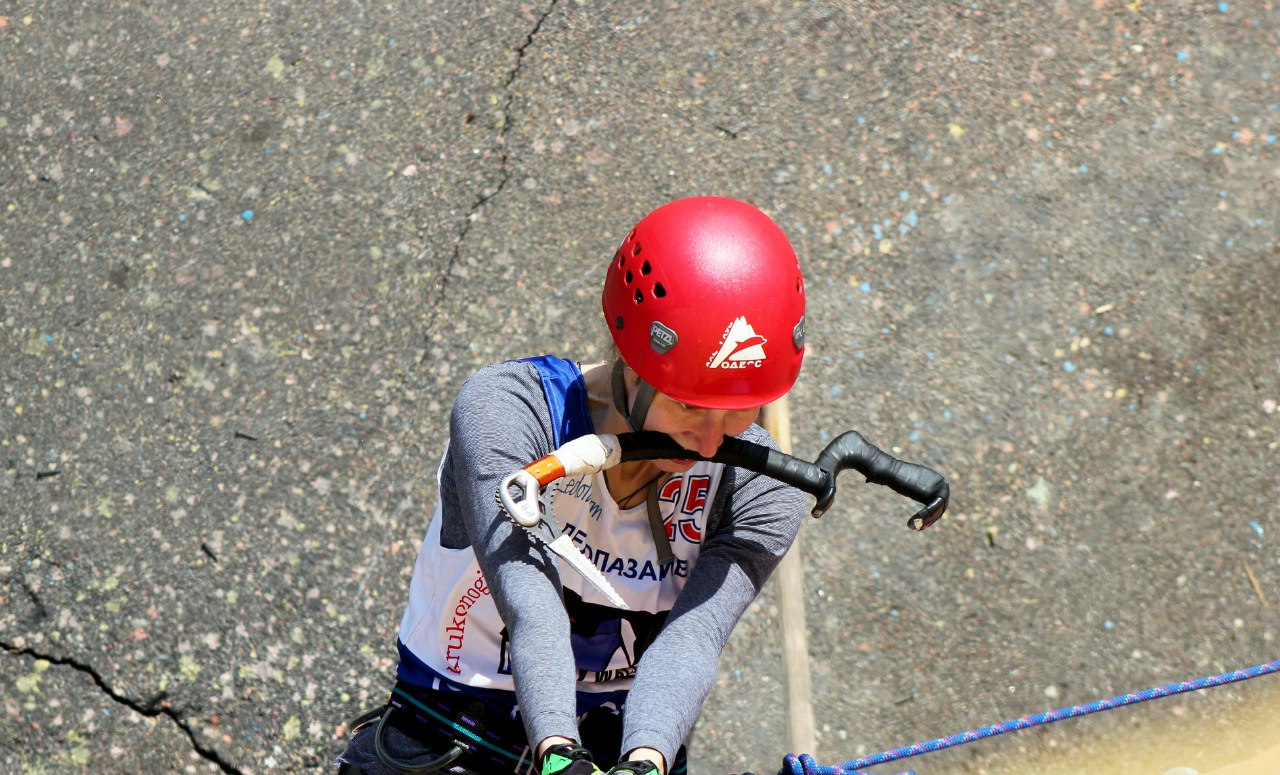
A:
388;686;522;765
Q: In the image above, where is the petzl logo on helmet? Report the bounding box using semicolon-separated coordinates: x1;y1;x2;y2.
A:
650;321;678;354
707;317;767;369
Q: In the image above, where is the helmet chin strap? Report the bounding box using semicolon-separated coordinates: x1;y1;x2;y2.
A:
609;359;674;567
610;359;655;433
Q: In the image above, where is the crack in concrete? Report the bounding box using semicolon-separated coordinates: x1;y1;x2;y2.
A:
421;0;559;351
12;578;49;623
1;642;244;775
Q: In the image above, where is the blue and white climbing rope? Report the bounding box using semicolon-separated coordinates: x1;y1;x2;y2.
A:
777;658;1280;775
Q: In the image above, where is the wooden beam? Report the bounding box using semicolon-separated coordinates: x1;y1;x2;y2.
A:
760;397;816;755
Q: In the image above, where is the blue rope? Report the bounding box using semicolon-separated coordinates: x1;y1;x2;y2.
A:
778;658;1280;775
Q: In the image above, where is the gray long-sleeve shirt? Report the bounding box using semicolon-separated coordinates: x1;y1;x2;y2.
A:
423;359;806;766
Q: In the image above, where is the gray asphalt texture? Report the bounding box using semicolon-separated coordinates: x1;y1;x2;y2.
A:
3;2;1279;774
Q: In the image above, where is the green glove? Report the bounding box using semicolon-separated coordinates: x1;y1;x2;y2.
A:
540;743;604;775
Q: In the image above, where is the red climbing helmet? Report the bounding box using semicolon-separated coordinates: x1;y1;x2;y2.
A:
601;196;806;410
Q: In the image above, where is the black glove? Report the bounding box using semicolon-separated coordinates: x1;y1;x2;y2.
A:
606;761;659;775
541;743;604;775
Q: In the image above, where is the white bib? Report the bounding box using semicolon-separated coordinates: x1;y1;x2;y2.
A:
398;463;723;694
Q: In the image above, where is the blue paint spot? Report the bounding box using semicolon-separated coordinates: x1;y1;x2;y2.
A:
1248;520;1265;537
899;190;911;202
242;210;255;221
1063;361;1076;373
1177;51;1188;61
1218;2;1229;11
859;282;872;294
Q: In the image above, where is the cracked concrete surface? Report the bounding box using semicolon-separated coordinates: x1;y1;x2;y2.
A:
2;641;243;774
421;0;560;344
3;2;1279;774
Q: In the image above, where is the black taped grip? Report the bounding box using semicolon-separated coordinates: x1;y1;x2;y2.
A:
614;431;828;496
812;431;949;529
613;430;948;530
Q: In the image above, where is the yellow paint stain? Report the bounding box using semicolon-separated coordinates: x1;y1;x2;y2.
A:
16;660;49;694
266;54;285;80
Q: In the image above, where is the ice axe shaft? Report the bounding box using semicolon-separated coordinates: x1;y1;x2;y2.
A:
500;430;949;532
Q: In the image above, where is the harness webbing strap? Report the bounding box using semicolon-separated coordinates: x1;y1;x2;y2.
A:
608;358;673;563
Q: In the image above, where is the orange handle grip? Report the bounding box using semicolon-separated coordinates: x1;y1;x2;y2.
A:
525;455;567;487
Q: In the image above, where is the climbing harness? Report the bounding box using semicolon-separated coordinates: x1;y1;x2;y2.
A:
496;429;950;601
344;693;489;775
765;657;1280;775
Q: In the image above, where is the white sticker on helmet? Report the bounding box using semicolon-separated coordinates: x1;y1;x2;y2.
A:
707;317;768;369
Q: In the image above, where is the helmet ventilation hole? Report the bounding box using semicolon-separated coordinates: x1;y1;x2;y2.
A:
631;242;642;257
653;283;666;298
624;269;634;284
641;260;652;275
634;289;644;304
